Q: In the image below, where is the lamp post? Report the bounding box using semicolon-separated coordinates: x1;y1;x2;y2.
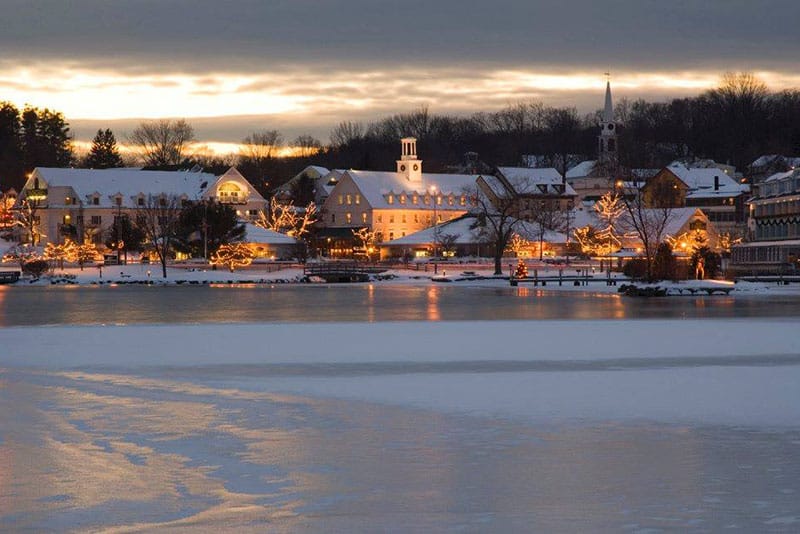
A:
429;186;438;259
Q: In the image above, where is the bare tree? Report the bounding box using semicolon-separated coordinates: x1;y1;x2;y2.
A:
352;227;378;261
292;134;322;157
432;227;459;257
238;130;283;189
129;119;196;167
528;202;567;260
329;121;364;148
617;178;675;281
135;194;183;278
468;180;523;275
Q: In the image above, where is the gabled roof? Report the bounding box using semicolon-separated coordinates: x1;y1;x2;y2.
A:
566;160;597;179
345;170;478;210
664;163;747;198
572;206;710;240
496;167;576;197
243;223;298;245
384;214;568;246
29;167;217;208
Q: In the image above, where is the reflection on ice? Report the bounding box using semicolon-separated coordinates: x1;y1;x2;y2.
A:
1;368;800;531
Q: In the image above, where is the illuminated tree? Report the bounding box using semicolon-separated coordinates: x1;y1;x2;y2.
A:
593;192;626;255
352;227;378;261
508;233;531;257
44;239;77;270
13;198;46;245
75;242;100;270
514;259;528;278
2;244;41;270
211;243;255;272
256;198;316;239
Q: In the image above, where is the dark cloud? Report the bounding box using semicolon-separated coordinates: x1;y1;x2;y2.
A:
3;0;799;73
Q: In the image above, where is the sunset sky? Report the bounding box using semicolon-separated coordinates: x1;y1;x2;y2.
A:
3;0;799;153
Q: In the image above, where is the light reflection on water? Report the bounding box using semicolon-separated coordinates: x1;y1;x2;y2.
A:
1;369;799;532
0;284;797;326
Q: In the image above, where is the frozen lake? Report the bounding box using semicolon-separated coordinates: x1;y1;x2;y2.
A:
2;283;800;326
2;319;800;531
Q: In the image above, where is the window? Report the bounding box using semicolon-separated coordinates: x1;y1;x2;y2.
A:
90;215;102;225
77;215;84;225
361;212;367;223
346;194;352;205
387;194;394;204
137;197;145;206
338;194;344;205
402;214;406;223
424;195;430;205
412;195;418;204
389;232;394;240
346;212;352;224
376;214;382;223
331;213;336;223
399;194;406;205
460;195;466;206
159;197;167;207
355;194;361;205
92;196;99;205
436;195;442;206
218;182;243;203
414;213;419;223
448;195;454;206
389;215;395;223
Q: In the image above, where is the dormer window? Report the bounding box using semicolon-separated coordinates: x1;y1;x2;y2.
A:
137;196;145;206
114;196;122;206
424;195;430;205
412;194;418;204
460;195;466;206
387;194;394;204
447;195;454;206
92;196;100;206
399;194;406;205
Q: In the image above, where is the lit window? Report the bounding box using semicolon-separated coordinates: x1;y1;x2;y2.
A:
424;195;430;205
399;195;406;204
412;195;418;204
387;194;394;204
338;194;343;205
389;215;395;223
460;195;466;206
361;212;367;223
346;212;352;223
448;195;454;206
436;196;442;206
414;213;419;223
355;194;361;205
402;214;406;223
346;194;352;204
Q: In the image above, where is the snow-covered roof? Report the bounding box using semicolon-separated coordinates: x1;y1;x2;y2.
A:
750;155;800;169
566;160;596;179
496;167;577;196
572;206;709;240
345;170;478;210
384;215;568;246
665;163;747;198
384;216;488;246
243;223;298;245
29;167;217;208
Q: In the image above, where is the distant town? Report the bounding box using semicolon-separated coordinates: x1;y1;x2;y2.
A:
1;75;799;282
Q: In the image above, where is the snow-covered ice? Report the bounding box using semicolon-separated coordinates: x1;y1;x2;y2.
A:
2;318;800;531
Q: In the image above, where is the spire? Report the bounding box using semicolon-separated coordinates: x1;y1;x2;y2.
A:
603;80;614;124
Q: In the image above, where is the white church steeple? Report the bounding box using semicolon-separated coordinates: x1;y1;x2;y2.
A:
397;137;422;184
598;79;618;165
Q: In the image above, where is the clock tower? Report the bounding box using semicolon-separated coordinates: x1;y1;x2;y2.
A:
397;137;423;185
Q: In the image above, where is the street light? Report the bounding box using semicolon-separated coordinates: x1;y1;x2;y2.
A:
429;185;438;259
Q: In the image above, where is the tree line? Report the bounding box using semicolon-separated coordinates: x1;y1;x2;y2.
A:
2;73;798;193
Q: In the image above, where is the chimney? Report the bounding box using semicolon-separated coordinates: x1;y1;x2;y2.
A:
714;175;719;191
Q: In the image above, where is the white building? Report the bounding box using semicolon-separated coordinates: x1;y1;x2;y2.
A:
16;166;266;245
319;138;482;243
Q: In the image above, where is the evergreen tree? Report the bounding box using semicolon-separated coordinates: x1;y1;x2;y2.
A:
0;102;23;190
85;129;124;168
20;106;73;174
174;200;246;258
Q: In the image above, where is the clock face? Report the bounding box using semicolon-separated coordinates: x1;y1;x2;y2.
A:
413;164;419;171
400;165;406;172
607;124;615;131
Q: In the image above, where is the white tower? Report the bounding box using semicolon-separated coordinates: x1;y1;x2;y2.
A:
598;80;618;165
397;137;422;184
